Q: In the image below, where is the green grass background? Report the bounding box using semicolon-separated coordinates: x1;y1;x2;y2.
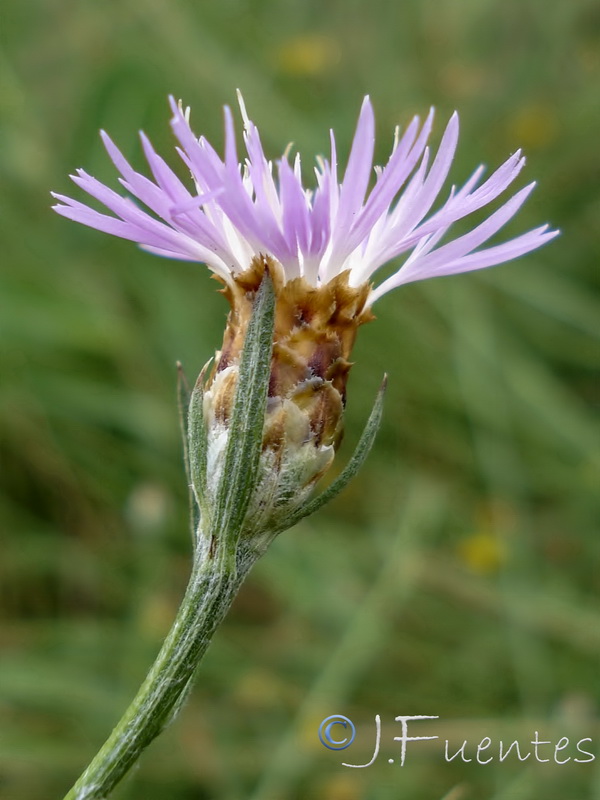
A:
1;1;598;798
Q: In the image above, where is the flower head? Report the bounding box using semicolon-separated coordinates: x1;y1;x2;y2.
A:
52;92;557;304
52;95;557;536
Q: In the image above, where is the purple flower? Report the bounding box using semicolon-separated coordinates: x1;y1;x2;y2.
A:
52;93;557;303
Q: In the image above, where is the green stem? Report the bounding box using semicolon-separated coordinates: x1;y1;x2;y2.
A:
62;533;258;800
63;270;277;799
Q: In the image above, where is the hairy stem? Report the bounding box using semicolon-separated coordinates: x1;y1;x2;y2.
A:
62;534;258;799
61;270;275;799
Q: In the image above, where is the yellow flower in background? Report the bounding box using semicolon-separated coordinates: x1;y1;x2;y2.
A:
276;34;342;77
508;104;559;150
458;531;507;575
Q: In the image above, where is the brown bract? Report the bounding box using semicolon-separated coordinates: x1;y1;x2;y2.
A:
207;254;373;451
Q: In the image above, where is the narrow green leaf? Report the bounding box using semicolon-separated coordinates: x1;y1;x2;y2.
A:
188;359;212;531
212;268;276;548
176;361;198;542
177;361;191;454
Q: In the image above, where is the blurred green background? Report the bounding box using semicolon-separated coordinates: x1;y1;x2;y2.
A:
1;0;599;798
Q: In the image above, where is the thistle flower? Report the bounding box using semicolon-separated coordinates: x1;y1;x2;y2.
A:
55;97;558;798
52;94;557;537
